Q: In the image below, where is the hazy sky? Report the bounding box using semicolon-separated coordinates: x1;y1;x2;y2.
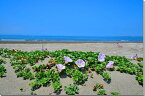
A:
0;0;143;36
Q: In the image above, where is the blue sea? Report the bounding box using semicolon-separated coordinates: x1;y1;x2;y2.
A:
0;35;143;42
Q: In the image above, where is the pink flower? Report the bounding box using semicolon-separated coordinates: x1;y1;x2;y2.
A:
39;48;48;51
106;61;114;68
75;59;85;68
131;54;138;59
98;53;105;62
56;64;65;71
64;56;72;63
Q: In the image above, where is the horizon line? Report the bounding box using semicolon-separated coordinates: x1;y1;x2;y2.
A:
0;34;143;37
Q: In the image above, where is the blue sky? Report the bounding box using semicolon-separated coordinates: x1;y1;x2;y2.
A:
0;0;143;36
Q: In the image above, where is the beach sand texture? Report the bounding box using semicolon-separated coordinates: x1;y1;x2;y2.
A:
0;42;143;95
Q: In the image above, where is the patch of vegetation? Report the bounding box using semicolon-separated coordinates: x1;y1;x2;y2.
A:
64;84;79;95
0;65;6;77
72;70;88;84
102;72;111;82
52;82;62;92
0;48;143;95
16;68;34;80
136;57;143;62
0;58;6;64
97;89;107;95
93;83;104;91
111;92;120;95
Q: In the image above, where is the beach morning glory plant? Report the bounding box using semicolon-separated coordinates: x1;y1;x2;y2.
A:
98;53;105;62
64;56;72;63
39;49;45;51
39;48;48;51
106;61;114;68
75;59;85;68
56;64;65;71
131;54;138;59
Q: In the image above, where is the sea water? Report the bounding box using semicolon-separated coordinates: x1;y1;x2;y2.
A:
0;35;143;42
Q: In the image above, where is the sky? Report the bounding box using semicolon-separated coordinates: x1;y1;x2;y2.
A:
0;0;143;36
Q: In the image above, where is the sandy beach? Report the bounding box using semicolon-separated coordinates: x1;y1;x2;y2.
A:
0;42;143;95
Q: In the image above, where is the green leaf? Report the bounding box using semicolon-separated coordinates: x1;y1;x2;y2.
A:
64;84;79;95
111;92;120;95
52;82;61;92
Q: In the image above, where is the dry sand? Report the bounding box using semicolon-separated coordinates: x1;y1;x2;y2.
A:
0;42;143;95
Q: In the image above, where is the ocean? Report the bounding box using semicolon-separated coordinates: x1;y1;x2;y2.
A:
0;35;143;42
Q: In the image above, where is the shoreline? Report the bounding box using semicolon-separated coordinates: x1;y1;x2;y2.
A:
0;41;143;44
